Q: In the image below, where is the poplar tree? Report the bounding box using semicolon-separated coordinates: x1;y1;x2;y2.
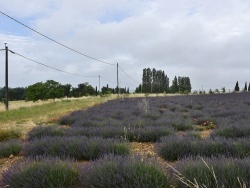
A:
171;76;179;93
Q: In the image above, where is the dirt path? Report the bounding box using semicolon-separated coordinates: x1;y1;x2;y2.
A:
130;142;171;168
130;129;214;168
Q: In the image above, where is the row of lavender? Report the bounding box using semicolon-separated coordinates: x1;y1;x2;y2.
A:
1;92;250;187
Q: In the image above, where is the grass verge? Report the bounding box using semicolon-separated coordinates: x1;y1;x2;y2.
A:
0;97;112;134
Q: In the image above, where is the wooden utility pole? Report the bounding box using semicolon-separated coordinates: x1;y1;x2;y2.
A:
5;43;8;110
117;63;119;97
99;75;100;93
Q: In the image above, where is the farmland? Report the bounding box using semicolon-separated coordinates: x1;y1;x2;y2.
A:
1;93;250;187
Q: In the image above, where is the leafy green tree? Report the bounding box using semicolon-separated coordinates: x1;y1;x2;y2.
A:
44;80;64;99
101;86;113;95
62;84;72;97
82;83;95;96
25;80;64;101
70;82;95;97
0;87;25;101
25;82;46;101
221;87;226;93
0;88;3;101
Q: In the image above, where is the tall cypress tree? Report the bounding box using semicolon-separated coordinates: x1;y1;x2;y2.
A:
248;83;250;92
234;81;240;92
244;82;247;91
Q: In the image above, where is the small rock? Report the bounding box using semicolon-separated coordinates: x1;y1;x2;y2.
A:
9;154;14;159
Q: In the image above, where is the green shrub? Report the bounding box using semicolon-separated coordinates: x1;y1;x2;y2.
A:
58;116;75;125
172;123;193;131
0;139;22;158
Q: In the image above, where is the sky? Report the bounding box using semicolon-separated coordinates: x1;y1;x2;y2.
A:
1;0;250;92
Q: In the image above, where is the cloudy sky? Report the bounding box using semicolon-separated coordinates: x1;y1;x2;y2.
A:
1;0;250;92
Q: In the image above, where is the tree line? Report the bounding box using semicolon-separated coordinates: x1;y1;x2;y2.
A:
0;80;129;102
234;81;250;92
135;68;191;94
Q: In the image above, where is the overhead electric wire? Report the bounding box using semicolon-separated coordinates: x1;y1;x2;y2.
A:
9;49;98;78
100;76;117;84
120;81;137;87
0;10;116;66
118;65;140;84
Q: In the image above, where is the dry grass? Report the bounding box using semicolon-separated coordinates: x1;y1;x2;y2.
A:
0;97;97;112
0;96;116;137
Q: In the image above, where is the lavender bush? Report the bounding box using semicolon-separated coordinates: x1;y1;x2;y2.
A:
172;157;250;188
1;157;79;188
27;125;68;140
28;125;174;142
156;135;250;161
79;154;170;188
23;136;130;160
0;139;22;158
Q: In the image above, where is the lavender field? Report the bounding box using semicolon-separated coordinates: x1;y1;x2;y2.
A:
2;92;250;187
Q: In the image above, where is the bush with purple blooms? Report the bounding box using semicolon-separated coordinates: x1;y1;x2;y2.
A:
28;125;174;142
1;158;80;188
156;135;250;161
23;136;130;160
172;157;250;188
27;125;68;140
79;154;170;188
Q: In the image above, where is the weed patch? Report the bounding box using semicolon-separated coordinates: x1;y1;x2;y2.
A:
0;129;22;142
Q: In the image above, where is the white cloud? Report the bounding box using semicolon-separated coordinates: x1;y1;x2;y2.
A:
1;0;250;92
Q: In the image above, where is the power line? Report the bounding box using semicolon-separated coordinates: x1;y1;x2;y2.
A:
120;81;137;87
100;76;117;84
118;64;140;84
9;49;98;78
0;10;116;66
